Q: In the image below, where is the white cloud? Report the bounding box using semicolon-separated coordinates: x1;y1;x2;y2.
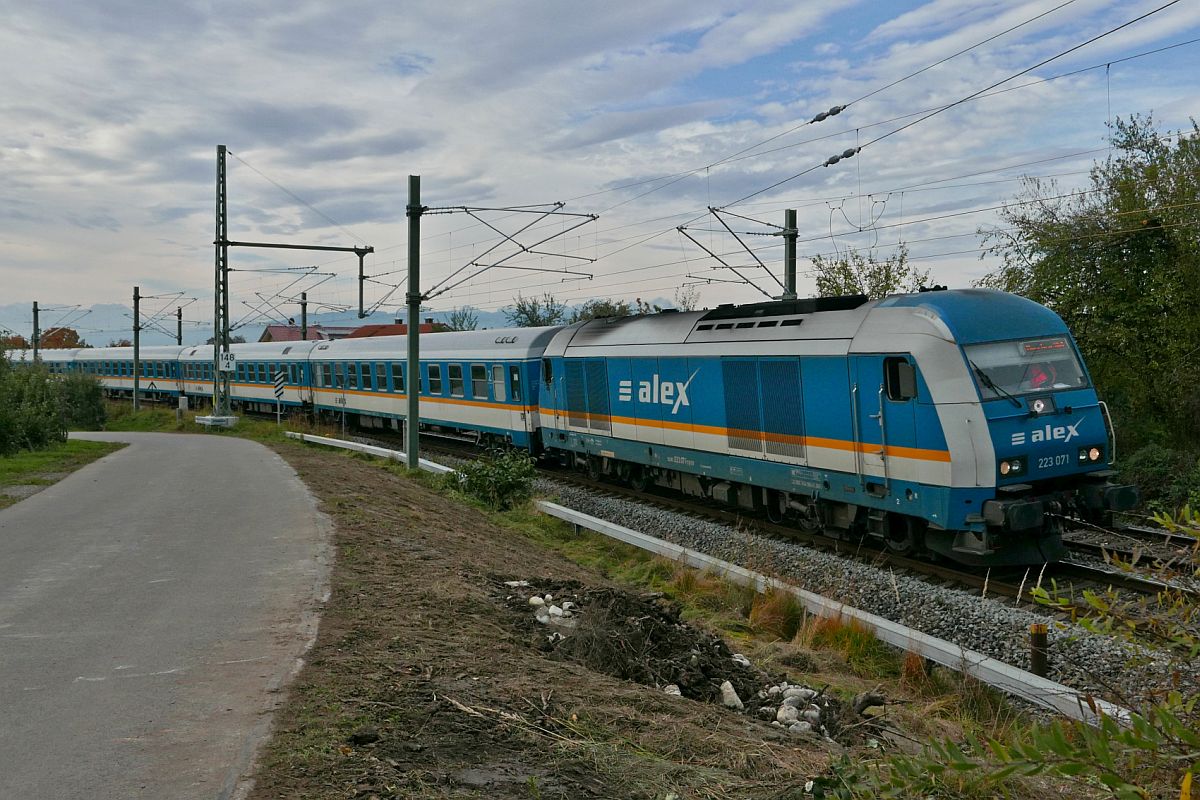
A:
0;0;1195;322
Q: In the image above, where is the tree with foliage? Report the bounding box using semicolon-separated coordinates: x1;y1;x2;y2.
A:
569;297;635;323
810;244;927;299
107;338;133;347
977;115;1200;446
674;284;702;311
635;297;663;315
205;335;247;345
39;327;88;349
503;293;567;327
446;306;479;331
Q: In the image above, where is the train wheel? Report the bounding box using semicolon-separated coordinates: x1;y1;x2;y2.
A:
629;466;649;492
885;515;922;556
586;456;603;481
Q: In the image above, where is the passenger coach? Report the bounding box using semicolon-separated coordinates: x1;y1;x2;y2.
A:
306;328;557;448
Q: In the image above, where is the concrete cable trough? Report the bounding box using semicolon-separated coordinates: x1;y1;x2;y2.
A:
284;431;1129;725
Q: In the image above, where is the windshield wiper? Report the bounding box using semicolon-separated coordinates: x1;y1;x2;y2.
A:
970;360;1021;408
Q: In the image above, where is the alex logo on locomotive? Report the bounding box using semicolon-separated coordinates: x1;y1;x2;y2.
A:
617;370;699;415
1010;419;1083;447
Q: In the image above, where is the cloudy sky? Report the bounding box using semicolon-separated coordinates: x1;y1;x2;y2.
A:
2;0;1197;340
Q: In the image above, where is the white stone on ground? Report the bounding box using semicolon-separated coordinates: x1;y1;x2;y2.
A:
719;680;744;710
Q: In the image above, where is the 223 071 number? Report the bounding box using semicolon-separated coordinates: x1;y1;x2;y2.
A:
1038;454;1070;469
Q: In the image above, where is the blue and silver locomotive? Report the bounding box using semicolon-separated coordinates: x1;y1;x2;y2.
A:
537;288;1137;565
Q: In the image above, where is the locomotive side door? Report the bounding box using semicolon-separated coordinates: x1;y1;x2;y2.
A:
852;355;918;493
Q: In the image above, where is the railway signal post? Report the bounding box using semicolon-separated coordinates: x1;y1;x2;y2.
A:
273;369;285;424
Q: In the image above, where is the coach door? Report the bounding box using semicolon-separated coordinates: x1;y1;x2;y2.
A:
852;355;917;493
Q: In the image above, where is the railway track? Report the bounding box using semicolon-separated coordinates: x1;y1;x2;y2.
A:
1063;518;1197;562
298;423;1197;644
386;433;1195;614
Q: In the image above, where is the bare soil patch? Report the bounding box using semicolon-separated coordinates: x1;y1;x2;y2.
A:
248;443;833;799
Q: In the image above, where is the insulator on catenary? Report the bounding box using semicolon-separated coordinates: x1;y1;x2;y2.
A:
810;105;845;123
823;147;860;167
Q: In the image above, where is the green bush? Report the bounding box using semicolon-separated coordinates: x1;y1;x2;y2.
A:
1119;444;1200;512
447;448;537;510
58;372;106;430
0;353;105;456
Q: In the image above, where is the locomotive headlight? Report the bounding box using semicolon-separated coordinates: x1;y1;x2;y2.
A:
999;456;1026;477
1079;446;1103;462
1089;446;1102;462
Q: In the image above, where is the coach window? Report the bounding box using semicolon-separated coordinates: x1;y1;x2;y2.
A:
391;363;405;393
333;362;344;388
361;362;373;390
885;356;917;401
471;364;487;399
491;365;507;402
510;365;523;402
375;362;386;391
427;364;443;395
347;361;359;390
448;364;464;397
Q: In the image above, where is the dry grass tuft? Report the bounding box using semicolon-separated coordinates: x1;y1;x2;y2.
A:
749;588;805;641
793;613;900;679
900;651;932;688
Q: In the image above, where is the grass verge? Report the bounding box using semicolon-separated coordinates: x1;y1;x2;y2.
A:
0;438;125;509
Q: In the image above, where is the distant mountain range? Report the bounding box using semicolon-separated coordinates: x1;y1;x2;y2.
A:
0;298;677;348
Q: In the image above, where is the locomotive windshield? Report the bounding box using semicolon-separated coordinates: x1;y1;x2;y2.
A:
964;337;1088;399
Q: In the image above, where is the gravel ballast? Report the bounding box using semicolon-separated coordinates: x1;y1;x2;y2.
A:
540;478;1187;707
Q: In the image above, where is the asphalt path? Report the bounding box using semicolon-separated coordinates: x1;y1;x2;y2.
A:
0;432;330;799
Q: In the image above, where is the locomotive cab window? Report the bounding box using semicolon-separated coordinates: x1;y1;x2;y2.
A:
885;357;917;401
965;337;1088;399
542;359;553;387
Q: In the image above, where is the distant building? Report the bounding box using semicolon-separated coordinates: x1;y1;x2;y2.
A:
345;318;450;338
258;324;357;343
258;318;449;343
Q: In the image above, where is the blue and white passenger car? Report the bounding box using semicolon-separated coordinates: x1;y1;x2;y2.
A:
70;345;187;400
306;329;557;448
538;289;1135;565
